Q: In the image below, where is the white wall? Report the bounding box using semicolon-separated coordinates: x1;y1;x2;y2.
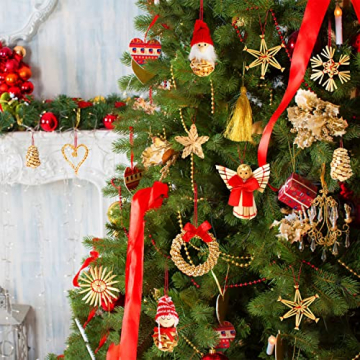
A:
0;0;142;99
0;1;140;358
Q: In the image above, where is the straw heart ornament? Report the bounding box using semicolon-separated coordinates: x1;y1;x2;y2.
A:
61;143;89;175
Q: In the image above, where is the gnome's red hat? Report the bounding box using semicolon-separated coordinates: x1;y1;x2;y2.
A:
155;295;179;326
190;19;214;47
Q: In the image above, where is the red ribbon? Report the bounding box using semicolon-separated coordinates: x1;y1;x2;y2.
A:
106;181;169;360
152;327;177;342
144;14;160;41
182;221;213;243
129;126;134;171
257;0;331;184
73;249;99;287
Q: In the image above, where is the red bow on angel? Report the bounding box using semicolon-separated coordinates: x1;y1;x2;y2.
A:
216;163;270;220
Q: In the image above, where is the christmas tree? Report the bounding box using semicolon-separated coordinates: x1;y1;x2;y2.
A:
49;0;360;359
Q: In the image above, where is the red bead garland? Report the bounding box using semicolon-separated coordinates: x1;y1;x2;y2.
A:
226;277;266;289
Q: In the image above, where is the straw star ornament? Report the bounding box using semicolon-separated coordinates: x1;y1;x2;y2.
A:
78;266;120;307
175;124;209;159
310;46;350;92
244;34;285;80
278;285;319;330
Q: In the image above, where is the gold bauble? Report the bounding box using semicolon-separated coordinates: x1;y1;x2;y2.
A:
107;202;120;225
13;46;26;58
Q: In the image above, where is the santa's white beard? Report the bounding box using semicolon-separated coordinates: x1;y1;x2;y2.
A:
189;45;217;65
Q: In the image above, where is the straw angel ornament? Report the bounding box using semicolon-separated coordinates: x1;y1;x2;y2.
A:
216;163;270;220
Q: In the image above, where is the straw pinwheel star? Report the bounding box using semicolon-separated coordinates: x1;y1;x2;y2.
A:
278;285;319;330
78;266;120;307
244;34;285;80
310;46;350;92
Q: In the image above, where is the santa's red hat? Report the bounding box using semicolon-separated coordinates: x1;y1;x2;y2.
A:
190;19;214;47
155;295;179;326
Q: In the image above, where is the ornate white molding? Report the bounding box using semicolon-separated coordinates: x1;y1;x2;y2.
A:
0;130;127;235
0;0;58;46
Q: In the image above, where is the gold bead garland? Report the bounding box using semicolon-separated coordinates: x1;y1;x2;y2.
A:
181;334;204;357
338;260;360;280
210;79;215;115
352;352;360;360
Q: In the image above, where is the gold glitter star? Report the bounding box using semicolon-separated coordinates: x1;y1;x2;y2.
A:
175;124;209;159
78;266;120;307
310;46;350;92
278;285;319;330
244;34;285;80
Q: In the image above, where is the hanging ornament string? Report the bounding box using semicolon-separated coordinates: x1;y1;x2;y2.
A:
237;143;247;164
290;263;303;286
328;16;332;48
110;178;129;236
199;0;204;21
193;182;198;227
144;14;160;42
259;11;269;35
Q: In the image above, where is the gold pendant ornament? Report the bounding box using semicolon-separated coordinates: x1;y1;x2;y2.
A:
310;46;350;92
175;124;209;159
244;35;285;80
78;266;120;307
330;147;353;182
26;145;41;168
278;285;319;330
61;143;89;175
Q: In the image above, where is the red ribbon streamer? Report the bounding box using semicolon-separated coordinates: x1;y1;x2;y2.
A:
73;249;99;287
257;0;331;175
152;327;176;342
83;306;98;329
95;332;109;354
182;221;213;243
106;181;169;360
144;14;160;41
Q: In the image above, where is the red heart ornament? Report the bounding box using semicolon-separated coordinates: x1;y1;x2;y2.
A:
124;166;143;191
129;38;161;65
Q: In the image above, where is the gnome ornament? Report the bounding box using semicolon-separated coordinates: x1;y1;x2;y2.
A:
216;163;270;220
189;19;217;77
153;295;179;352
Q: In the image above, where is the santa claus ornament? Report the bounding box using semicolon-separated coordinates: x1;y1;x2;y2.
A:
153;295;179;352
216;163;270;220
189;5;217;77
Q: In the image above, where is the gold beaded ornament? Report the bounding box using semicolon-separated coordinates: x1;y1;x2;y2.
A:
170;228;220;277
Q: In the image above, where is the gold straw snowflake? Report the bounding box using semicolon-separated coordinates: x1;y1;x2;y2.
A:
175;124;209;159
244;34;285;80
278;285;319;330
79;266;120;307
310;46;350;92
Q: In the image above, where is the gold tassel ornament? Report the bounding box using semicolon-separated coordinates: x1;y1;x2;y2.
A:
224;86;253;142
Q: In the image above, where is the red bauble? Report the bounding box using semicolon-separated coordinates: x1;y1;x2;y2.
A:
21;81;34;94
103;114;118;130
5;59;19;73
0;47;12;59
5;73;18;86
18;66;32;81
8;86;21;98
0;73;6;83
287;30;321;57
40;112;58;132
0;83;8;93
101;294;125;312
201;350;229;360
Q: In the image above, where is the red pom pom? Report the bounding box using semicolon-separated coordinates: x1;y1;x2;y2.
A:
40;112;58;132
21;81;34;94
103;114;118;130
